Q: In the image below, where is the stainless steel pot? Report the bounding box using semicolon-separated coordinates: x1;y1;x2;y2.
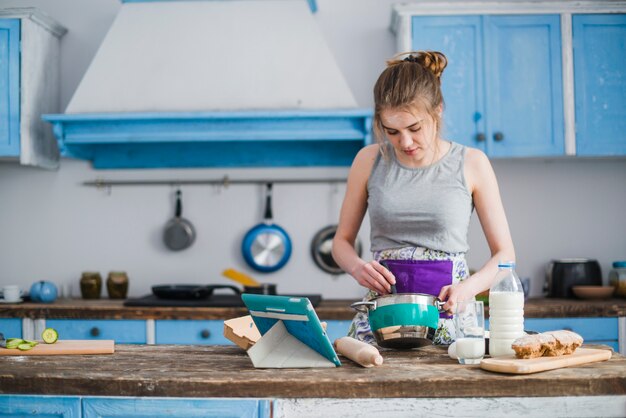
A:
351;293;445;349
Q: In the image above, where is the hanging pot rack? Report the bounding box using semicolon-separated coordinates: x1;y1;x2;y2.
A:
83;176;347;189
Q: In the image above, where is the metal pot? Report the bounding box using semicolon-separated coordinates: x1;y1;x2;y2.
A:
242;283;277;295
241;183;292;273
351;293;445;349
310;225;362;275
163;189;196;251
152;284;240;300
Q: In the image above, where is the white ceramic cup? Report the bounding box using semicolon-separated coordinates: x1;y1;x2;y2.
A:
2;285;22;302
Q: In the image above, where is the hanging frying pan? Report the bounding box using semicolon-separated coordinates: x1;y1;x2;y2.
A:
241;183;292;273
163;189;196;251
310;225;362;275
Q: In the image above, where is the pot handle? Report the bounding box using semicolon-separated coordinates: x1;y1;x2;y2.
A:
434;298;446;313
350;301;376;313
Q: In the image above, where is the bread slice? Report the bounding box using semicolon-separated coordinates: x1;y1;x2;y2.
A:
512;330;582;359
544;330;583;356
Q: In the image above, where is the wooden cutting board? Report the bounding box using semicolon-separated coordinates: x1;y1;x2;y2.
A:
480;348;612;374
0;340;114;356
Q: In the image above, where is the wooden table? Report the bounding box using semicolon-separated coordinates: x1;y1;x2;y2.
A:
0;344;624;398
1;344;625;417
2;297;626;320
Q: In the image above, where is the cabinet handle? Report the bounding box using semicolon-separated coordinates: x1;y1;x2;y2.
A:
90;327;100;337
493;132;505;142
475;133;486;142
200;329;211;339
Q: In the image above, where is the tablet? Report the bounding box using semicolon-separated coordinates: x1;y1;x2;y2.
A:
241;293;341;366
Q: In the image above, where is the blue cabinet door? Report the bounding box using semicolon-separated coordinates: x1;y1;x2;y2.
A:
155;320;232;345
0;19;20;156
485;15;564;157
573;14;626;156
0;395;80;417
46;319;147;343
83;397;270;418
324;320;352;342
0;318;22;338
411;15;564;157
411;16;485;151
525;317;618;351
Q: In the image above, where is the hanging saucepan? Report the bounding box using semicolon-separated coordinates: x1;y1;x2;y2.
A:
163;189;196;251
310;225;362;275
241;183;292;273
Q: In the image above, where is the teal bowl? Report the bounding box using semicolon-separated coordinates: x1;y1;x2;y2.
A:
351;293;444;349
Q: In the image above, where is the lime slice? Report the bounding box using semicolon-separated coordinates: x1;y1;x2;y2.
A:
17;343;34;351
42;328;58;344
6;339;24;349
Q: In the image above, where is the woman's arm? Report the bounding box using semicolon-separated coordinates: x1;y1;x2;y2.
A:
439;148;515;312
332;145;395;294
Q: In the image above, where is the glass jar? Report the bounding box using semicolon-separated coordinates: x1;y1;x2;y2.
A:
609;261;626;297
106;271;129;299
80;272;102;299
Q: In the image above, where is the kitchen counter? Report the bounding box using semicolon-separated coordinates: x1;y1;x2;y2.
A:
1;344;624;398
2;297;626;320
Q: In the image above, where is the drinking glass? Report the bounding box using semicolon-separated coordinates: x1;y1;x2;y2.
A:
454;300;485;365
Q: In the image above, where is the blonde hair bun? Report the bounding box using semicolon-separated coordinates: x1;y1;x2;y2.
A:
389;51;448;80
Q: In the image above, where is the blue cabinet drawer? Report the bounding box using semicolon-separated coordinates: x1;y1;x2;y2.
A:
156;320;231;345
45;319;147;343
0;394;80;417
0;318;21;338
83;397;270;418
524;317;618;341
324;320;351;343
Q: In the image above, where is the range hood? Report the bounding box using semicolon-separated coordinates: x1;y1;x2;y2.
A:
43;0;372;169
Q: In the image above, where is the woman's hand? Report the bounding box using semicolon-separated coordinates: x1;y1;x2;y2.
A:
438;280;477;314
350;260;396;295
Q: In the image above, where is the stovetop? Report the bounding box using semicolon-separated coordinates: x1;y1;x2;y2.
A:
124;293;322;308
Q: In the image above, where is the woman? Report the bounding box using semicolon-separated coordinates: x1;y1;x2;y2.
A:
332;51;515;345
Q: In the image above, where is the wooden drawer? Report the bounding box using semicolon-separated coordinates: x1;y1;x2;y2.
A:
0;318;22;338
155;320;231;345
0;395;80;417
45;319;147;343
83;397;270;418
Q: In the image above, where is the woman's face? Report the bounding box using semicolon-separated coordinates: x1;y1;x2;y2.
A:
379;107;440;167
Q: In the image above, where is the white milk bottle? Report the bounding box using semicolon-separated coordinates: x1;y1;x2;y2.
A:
488;261;525;357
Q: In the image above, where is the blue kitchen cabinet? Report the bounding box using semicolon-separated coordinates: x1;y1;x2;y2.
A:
486;317;619;351
525;317;619;351
0;318;21;338
0;19;20;157
0;11;66;168
45;319;147;344
411;14;564;157
324;320;351;342
155;320;232;345
0;395;81;417
82;397;270;418
573;14;626;156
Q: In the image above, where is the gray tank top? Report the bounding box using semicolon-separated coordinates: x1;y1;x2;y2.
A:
367;141;473;254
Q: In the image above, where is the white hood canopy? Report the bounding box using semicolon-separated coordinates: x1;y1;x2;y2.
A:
44;0;371;169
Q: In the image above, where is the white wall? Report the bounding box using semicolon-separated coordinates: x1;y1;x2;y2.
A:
1;0;625;301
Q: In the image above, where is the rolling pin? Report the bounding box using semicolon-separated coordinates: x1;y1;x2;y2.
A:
334;337;383;367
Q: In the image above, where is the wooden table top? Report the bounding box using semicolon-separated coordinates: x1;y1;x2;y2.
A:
1;298;625;320
0;344;623;398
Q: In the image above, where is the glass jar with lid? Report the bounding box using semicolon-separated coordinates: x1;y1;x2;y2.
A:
609;261;626;297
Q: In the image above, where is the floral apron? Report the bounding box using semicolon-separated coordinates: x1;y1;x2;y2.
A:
348;246;470;346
